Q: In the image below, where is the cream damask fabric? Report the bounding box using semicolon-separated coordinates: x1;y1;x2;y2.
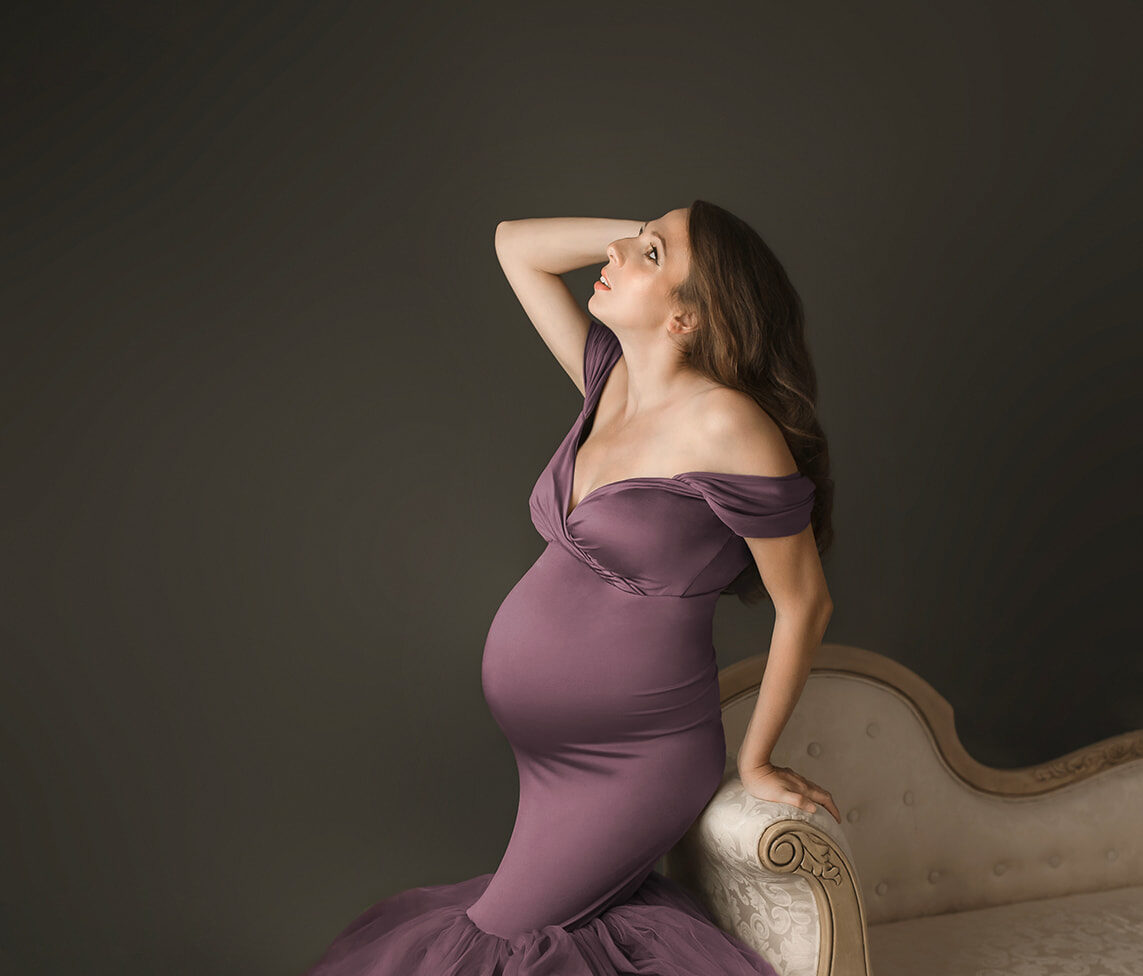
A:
667;772;853;975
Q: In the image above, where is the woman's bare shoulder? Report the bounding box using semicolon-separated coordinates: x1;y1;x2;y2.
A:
692;386;798;477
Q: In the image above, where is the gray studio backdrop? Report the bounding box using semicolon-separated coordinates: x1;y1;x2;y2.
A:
3;2;1139;974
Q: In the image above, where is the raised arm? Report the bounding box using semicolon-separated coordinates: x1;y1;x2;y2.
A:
494;217;639;395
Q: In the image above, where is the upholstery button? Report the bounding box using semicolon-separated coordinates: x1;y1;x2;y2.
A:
1048;854;1061;867
994;862;1006;875
928;870;940;883
807;741;822;757
903;790;914;805
1107;849;1118;861
875;881;888;895
847;808;860;823
866;722;880;737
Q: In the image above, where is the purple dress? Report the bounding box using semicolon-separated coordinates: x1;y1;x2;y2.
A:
301;318;816;975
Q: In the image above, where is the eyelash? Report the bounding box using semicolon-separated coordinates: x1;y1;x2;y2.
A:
636;225;659;264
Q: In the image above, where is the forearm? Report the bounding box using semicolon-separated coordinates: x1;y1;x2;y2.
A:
495;217;641;275
736;605;831;774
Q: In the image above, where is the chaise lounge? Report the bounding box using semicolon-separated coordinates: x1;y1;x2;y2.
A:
662;642;1143;976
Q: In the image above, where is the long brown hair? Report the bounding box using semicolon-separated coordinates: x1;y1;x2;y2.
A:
669;199;835;604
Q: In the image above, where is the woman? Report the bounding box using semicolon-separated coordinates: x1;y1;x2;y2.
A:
302;201;838;975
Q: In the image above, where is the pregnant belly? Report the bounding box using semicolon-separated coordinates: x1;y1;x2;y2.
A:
481;542;723;752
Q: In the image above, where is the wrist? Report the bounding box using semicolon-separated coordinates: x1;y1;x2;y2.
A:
738;757;773;774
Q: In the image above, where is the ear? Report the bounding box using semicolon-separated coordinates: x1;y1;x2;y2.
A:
669;309;699;336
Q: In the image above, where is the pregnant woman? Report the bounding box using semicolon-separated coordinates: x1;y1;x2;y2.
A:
302;201;839;974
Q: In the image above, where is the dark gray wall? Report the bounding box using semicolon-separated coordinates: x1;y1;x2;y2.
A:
3;1;1139;973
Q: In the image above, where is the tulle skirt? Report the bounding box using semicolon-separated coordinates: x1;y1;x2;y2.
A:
300;868;779;976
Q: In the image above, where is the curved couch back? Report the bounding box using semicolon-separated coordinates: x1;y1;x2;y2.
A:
720;643;1143;924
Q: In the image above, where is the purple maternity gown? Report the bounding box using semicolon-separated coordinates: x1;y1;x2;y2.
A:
301;318;816;975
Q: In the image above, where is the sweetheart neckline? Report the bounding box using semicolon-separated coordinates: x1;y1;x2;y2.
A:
565;469;804;520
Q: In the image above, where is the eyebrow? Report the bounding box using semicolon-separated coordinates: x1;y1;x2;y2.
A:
643;223;667;262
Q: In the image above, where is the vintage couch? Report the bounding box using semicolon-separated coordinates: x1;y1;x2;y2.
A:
661;643;1143;976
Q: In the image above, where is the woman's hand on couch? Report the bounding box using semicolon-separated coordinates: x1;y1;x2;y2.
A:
739;760;842;824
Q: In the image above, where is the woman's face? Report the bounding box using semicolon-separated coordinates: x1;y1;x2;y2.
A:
590;207;691;334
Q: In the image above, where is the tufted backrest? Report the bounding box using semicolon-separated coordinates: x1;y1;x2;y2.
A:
719;643;1143;925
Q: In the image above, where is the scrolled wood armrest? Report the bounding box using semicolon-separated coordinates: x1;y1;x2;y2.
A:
664;774;873;976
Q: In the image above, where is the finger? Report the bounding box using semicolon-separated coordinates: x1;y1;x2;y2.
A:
789;789;838;820
805;788;840;820
806;784;834;805
784;792;817;813
813;790;842;823
795;776;833;804
798;780;835;805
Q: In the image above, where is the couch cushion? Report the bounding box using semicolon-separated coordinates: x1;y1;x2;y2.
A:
868;884;1143;975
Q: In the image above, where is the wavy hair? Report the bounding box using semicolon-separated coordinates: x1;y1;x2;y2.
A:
669;199;835;604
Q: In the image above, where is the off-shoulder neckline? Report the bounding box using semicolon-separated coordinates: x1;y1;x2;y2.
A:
565;470;805;520
565;333;805;519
